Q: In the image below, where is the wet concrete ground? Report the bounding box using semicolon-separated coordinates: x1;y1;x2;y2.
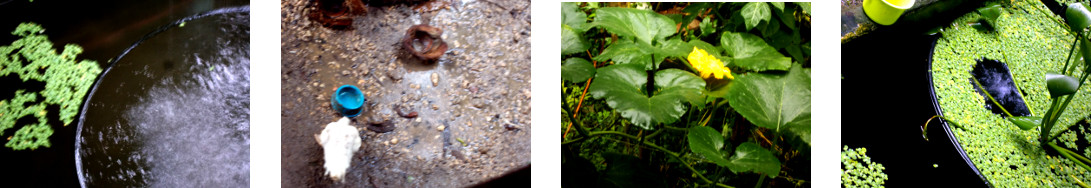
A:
280;0;531;187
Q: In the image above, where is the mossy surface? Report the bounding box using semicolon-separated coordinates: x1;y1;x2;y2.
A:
932;0;1091;186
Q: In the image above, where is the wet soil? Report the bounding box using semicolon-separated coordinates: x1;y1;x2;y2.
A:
280;0;531;187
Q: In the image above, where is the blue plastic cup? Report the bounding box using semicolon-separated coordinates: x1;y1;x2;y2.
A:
331;85;365;117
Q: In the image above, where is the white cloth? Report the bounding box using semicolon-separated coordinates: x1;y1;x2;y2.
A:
315;117;362;182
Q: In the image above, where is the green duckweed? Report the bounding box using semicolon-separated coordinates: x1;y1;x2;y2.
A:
932;0;1091;186
842;146;888;188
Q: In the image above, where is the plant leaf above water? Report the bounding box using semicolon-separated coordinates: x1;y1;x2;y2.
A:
1067;3;1091;33
588;64;705;129
1008;116;1042;130
726;64;811;144
1046;73;1079;98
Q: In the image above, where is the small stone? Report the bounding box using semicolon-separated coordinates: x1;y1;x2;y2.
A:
410;84;420;89
437;125;445;131
391;138;399;145
431;72;440;87
341;70;350;76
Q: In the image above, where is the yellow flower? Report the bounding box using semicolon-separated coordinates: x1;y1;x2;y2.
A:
687;47;734;80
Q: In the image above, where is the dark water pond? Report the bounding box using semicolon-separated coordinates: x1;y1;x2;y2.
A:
0;0;247;187
842;31;987;187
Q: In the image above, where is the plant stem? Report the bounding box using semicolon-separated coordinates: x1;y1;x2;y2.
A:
1047;142;1091;171
970;74;1015;117
588;131;733;188
1045;69;1090;142
1063;33;1079;75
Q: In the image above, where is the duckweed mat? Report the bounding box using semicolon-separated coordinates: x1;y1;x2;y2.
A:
931;0;1091;186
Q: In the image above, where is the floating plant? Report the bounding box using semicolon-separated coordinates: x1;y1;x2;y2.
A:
931;0;1091;186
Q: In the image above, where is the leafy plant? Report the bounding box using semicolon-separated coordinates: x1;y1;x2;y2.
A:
561;2;810;187
949;2;1091;172
0;23;102;150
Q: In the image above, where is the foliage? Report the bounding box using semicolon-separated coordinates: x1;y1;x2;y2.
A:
0;23;102;150
841;146;887;187
561;2;810;187
931;0;1091;185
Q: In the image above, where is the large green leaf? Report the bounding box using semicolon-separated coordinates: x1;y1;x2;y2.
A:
721;32;791;71
562;2;589;31
594;39;655;70
561;58;596;83
741;2;771;31
727;64;811;144
590;7;677;45
688;126;731;166
562;24;590;55
726;142;781;178
588;64;705;129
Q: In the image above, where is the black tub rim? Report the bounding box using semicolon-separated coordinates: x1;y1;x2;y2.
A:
926;35;992;187
72;5;249;188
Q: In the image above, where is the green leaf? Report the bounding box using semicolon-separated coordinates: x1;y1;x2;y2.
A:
795;2;811;15
689;39;722;57
561;58;596;83
1067;3;1091;33
726;142;781;178
589;7;677;45
1009;116;1042;130
769;2;785;12
1081;35;1091;70
561;24;590;55
688;126;730;166
700;17;717;36
594;39;655;70
761;16;781;38
562;2;589;31
778;4;797;30
588;64;705;129
721;32;791;71
727;65;811;144
653;38;693;66
978;3;1003;25
1046;73;1079;98
741;2;771;31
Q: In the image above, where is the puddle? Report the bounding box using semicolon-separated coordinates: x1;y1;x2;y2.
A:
281;0;530;187
76;9;249;187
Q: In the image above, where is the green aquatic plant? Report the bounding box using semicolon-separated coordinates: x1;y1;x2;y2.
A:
562;2;810;187
0;23;102;150
931;0;1091;186
841;146;888;188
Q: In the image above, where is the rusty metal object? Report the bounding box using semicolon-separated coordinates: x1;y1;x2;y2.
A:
402;24;448;61
308;0;367;29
